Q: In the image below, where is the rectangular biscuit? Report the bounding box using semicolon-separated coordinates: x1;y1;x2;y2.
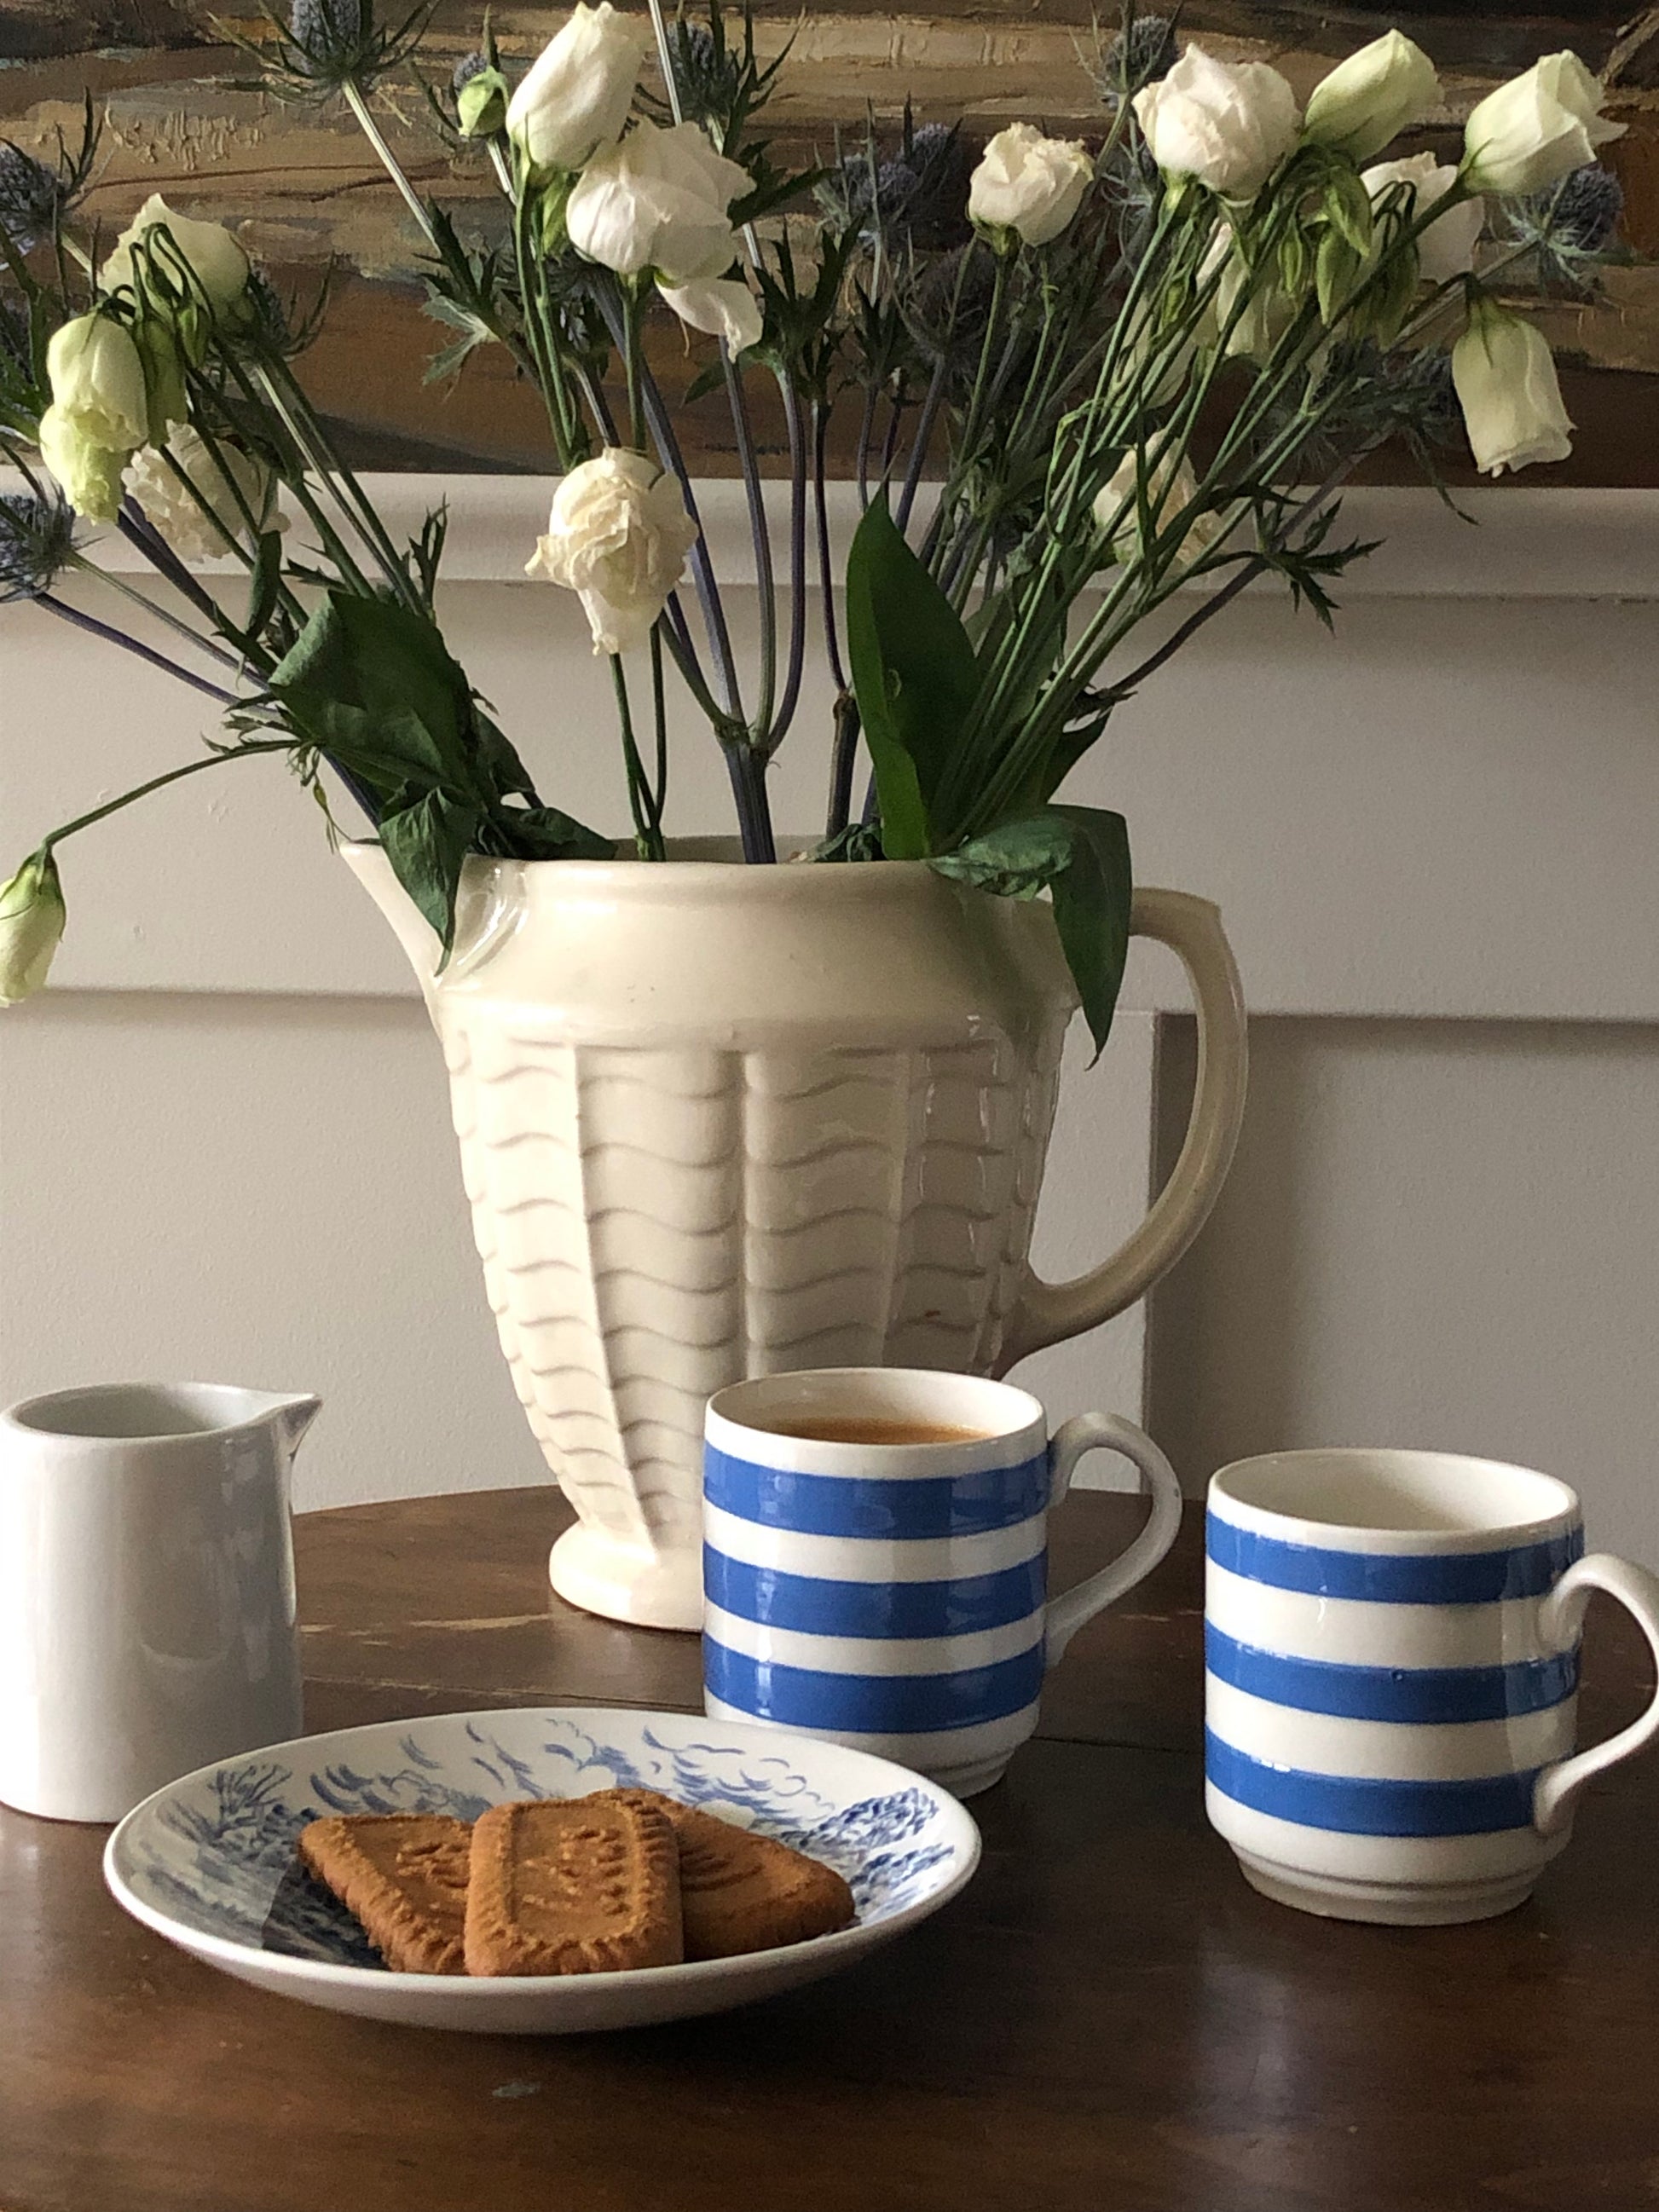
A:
297;1813;471;1975
596;1788;856;1960
463;1796;683;1976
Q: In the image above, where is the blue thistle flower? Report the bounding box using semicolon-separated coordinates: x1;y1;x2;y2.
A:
0;490;78;605
0;141;66;254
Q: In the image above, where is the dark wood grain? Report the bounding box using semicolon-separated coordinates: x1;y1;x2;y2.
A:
2;1486;1656;2212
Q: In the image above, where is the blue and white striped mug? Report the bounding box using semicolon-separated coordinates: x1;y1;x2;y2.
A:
701;1368;1182;1798
1205;1448;1659;1925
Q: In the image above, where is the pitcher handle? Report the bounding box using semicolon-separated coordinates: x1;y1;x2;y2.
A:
998;890;1248;1371
1044;1413;1184;1666
1532;1552;1659;1837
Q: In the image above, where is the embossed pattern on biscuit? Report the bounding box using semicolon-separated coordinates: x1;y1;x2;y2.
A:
595;1788;856;1960
463;1798;683;1977
297;1814;472;1975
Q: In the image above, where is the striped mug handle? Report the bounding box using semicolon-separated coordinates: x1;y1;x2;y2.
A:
1044;1413;1184;1666
1532;1553;1659;1836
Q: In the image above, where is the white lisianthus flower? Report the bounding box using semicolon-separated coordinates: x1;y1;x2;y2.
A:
36;406;130;523
967;124;1094;247
101;194;250;313
505;3;646;174
1132;45;1299;202
1304;31;1439;162
1361;153;1483;286
0;850;66;1007
1093;443;1225;574
657;276;763;355
526;448;700;655
1462;52;1624;198
126;427;284;558
1452;302;1573;476
566;121;751;283
45;315;149;452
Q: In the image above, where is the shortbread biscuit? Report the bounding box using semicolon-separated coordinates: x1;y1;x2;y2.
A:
297;1813;471;1975
463;1796;683;1976
596;1788;856;1959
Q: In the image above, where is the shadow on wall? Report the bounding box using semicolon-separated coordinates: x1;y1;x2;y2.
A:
1147;1014;1659;1557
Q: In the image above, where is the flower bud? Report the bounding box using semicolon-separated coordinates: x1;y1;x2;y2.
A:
968;124;1094;248
455;61;510;139
1133;44;1299;202
1304;32;1439;162
101;194;250;315
1462;52;1624;199
1452;300;1573;476
45;314;149;450
506;3;647;174
0;850;66;1006
525;448;699;656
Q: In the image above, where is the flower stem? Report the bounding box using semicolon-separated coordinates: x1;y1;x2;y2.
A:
42;739;293;851
34;594;240;704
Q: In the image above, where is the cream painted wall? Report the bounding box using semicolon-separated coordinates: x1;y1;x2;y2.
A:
3;486;1656;1552
1150;1018;1659;1561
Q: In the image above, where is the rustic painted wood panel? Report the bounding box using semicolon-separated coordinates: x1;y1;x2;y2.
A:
2;0;1656;475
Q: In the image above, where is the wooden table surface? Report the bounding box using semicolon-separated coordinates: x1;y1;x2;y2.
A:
3;1485;1657;2212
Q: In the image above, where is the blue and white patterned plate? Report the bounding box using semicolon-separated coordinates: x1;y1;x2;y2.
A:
103;1707;981;2033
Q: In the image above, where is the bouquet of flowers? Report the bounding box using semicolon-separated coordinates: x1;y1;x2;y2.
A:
0;3;1627;1047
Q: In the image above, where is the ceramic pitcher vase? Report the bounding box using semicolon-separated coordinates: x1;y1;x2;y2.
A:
344;840;1246;1630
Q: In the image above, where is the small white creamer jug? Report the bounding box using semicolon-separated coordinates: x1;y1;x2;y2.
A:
0;1382;316;1822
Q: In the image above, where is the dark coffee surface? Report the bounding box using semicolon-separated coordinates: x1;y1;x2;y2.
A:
754;1418;991;1447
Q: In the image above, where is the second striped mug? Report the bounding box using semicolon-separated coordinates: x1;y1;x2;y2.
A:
700;1367;1182;1797
1205;1448;1659;1925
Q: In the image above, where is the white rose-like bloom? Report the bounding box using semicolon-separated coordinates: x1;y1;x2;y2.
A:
1304;31;1439;162
967;124;1094;247
0;851;66;1007
1092;444;1224;574
1452;304;1573;476
1361;153;1483;286
1133;45;1299;201
1462;52;1624;198
657;276;763;354
126;427;284;558
526;448;700;655
46;315;149;452
101;194;249;312
506;3;646;173
567;121;751;282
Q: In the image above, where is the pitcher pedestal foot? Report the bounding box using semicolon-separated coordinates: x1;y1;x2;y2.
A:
547;1524;702;1632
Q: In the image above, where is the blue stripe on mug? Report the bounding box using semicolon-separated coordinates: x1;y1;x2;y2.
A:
1205;1730;1541;1836
1204;1622;1578;1724
702;1637;1045;1734
1205;1516;1583;1604
704;1442;1050;1541
703;1548;1047;1639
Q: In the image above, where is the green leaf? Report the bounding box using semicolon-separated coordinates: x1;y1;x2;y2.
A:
844;494;980;859
267;592;473;794
929;805;1131;1057
1048;806;1132;1060
378;785;482;958
492;804;615;862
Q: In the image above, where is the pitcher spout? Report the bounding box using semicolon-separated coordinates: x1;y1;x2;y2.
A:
244;1390;322;1453
339;840;445;996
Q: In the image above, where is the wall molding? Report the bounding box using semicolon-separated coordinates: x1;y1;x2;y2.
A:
59;476;1659;604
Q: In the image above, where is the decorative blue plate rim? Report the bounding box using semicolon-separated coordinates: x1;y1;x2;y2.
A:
103;1704;983;1990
